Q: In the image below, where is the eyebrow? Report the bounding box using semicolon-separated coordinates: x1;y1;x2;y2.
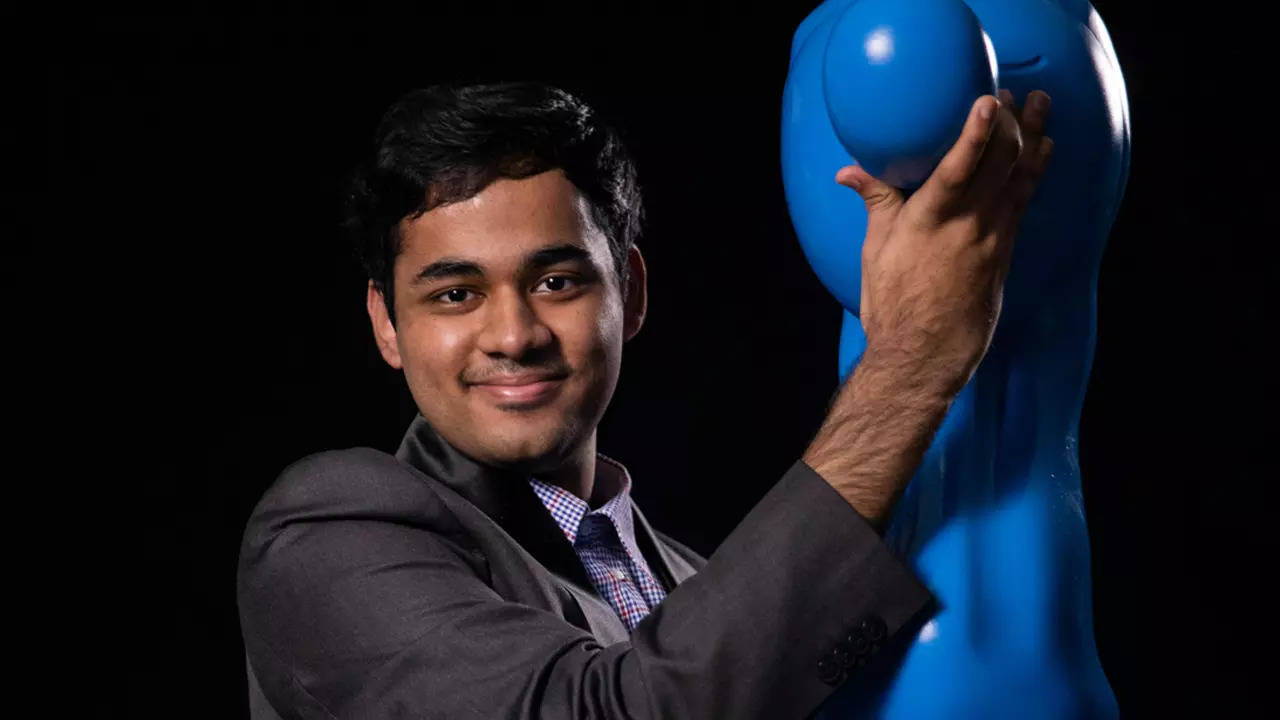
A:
410;243;594;286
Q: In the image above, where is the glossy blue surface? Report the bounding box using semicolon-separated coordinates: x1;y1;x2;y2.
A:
781;1;1131;717
824;0;997;189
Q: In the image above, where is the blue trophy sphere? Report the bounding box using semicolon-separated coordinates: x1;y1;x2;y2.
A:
822;0;999;189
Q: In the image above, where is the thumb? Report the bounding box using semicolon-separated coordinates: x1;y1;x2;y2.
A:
835;164;904;215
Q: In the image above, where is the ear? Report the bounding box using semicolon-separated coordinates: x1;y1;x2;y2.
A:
366;279;404;369
622;244;648;343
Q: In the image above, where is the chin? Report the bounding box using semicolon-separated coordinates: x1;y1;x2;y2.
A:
471;415;583;472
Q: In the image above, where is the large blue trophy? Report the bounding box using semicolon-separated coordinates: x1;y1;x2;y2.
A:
781;0;1131;717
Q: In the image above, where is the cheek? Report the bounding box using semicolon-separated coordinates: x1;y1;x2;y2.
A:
402;322;469;388
588;288;626;347
567;298;621;358
534;305;617;391
581;303;625;381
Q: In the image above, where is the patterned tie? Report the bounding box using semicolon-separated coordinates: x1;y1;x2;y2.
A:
575;513;666;631
528;474;668;631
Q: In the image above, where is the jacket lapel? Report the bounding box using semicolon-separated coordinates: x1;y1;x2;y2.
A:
394;413;595;594
393;413;694;606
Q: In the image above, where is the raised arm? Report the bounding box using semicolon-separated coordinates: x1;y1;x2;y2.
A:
806;88;1053;532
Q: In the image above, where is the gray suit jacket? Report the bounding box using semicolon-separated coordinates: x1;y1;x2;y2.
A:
237;413;936;719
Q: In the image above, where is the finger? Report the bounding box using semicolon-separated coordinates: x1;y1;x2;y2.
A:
980;90;1051;230
835;164;906;216
962;100;1024;216
914;94;1001;218
998;88;1055;143
987;141;1049;291
999;89;1020;132
987;92;1053;238
1017;90;1051;139
990;135;1054;251
999;88;1015;117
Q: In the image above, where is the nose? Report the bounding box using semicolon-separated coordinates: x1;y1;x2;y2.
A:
475;285;554;359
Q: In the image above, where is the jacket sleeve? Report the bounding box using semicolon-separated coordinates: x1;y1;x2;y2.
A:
237;447;936;720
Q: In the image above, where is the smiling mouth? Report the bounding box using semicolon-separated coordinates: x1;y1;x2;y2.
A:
473;378;565;408
998;55;1045;72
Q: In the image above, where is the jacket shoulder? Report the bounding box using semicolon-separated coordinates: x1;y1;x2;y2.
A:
236;448;492;719
238;447;474;566
255;446;432;514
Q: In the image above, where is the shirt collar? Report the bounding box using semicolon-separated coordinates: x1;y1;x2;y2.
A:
528;454;643;564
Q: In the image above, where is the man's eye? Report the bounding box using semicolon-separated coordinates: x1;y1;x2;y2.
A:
536;275;579;293
433;288;475;304
432;277;579;305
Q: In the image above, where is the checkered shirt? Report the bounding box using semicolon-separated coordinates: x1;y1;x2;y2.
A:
528;456;668;631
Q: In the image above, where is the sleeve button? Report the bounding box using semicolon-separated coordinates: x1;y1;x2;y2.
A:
817;655;844;685
845;629;871;656
860;615;887;643
831;642;853;669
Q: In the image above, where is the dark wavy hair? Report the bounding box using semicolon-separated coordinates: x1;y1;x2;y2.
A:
343;81;645;327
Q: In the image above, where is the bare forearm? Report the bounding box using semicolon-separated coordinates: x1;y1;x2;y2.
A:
801;350;955;535
805;90;1054;535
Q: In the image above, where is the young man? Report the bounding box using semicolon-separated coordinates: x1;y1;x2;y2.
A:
238;80;1051;719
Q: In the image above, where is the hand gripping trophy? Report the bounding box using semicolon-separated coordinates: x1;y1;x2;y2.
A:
781;0;1131;717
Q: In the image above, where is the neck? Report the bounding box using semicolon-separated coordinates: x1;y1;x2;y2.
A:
537;429;599;504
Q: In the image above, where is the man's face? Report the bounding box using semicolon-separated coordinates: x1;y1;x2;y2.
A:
367;169;646;473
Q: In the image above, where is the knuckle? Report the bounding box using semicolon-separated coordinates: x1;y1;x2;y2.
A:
970;128;990;152
904;210;938;237
955;212;984;242
1040;137;1055;166
865;189;896;212
933;165;966;193
1004;133;1025;169
1008;122;1025;152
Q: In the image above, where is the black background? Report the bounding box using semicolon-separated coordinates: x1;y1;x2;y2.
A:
22;1;1271;717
